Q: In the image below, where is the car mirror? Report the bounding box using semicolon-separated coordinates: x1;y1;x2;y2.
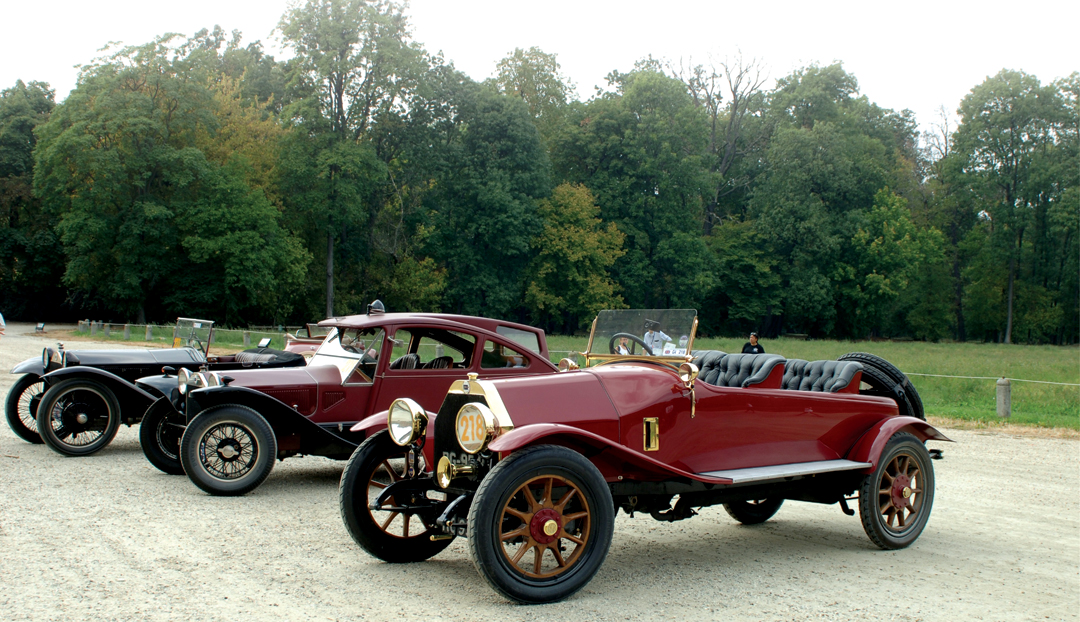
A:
558;358;579;372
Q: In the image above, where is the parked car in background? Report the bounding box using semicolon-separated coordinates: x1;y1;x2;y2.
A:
284;323;331;359
140;303;557;495
339;308;946;603
5;318;305;457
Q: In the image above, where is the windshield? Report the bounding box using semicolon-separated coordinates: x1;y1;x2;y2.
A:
310;326;385;384
587;309;697;360
172;318;215;359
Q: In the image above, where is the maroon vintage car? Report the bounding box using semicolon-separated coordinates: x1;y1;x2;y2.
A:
140;303;556;496
338;309;948;603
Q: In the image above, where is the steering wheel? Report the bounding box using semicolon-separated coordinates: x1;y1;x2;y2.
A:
608;332;653;356
188;336;204;353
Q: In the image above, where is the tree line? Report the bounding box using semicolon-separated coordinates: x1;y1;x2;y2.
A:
0;0;1076;344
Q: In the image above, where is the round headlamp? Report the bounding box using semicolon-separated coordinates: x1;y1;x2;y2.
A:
455;402;498;455
387;398;427;446
205;372;222;387
42;348;55;371
177;368;192;394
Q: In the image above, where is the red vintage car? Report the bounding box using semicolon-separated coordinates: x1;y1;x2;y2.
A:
139;304;557;496
338;309;948;603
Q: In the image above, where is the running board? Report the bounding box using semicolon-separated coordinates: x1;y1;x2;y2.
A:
697;459;873;484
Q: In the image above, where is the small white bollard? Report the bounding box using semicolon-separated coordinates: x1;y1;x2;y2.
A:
145;325;153;341
103;324;111;338
123;324;131;340
243;331;251;348
996;377;1011;418
90;322;98;337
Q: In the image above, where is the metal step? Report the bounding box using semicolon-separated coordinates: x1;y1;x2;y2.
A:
697;459;873;484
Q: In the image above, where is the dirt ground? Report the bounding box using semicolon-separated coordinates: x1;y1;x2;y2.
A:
1;323;1077;621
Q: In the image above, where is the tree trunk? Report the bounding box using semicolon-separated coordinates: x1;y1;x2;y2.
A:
953;255;966;341
1004;254;1015;344
136;304;146;325
326;230;335;318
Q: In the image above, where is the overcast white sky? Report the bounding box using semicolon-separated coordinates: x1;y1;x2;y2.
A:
2;0;1076;134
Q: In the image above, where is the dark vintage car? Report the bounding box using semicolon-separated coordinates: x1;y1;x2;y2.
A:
4;318;305;457
140;305;557;496
337;309;948;603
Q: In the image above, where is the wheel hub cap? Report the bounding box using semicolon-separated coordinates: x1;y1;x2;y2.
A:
217;442;240;460
530;509;561;544
75;413;88;425
891;473;913;509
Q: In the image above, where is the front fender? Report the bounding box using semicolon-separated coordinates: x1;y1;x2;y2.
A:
487;423;734;485
187;386;358;459
12;357;45;376
134;374;180;403
42;367;157;424
846;416;953;470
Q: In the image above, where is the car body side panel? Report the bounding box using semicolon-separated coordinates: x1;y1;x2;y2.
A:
486;372;621;441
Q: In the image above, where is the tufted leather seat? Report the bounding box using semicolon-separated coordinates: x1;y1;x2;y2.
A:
389;353;420;370
692;351;786;388
423;355;454;369
781;359;863;393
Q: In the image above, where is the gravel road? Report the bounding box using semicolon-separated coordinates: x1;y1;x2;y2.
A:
1;324;1077;621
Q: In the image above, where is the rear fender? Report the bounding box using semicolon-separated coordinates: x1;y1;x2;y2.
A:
187;386;358;459
12;357;45;376
846;416;953;470
487;423;733;485
42;367;156;424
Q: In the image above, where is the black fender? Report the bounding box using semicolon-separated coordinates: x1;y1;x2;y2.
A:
12;357;45;376
41;367;157;425
186;386;358;459
134;374;181;404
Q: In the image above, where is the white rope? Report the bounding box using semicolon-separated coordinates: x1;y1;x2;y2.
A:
904;372;1080;387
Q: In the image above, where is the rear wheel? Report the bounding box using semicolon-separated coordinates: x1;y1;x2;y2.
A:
5;374;45;444
36;379;121;456
859;433;935;549
840;352;924;420
468;445;614;604
724;498;784;525
339;431;452;563
139;398;186;475
180;405;276;496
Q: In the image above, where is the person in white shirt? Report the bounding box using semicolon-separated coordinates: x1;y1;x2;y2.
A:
642;320;670;355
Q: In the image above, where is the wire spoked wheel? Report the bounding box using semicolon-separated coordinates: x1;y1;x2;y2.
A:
36;379;121;456
468;445;614;604
340;431;452;563
180;406;277;496
859;432;935;549
5;374;45;444
497;475;591;578
139;398;186;475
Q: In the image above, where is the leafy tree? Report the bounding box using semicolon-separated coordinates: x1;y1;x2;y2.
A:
493;47;575;150
524;183;625;332
699;220;781;335
0;80;64;319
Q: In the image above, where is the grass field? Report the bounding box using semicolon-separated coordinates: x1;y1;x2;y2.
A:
66;325;289;352
546;335;1080;430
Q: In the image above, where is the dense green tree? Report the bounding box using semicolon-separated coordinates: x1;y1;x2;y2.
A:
524;183;625;332
493;47;575;150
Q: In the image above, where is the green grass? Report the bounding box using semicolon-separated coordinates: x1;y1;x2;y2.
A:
546;335;1080;430
70;325;289;351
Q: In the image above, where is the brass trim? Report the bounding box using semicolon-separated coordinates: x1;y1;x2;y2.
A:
685;316;699;357
644;417;659;451
436;455;475;489
585;316;597;359
447;378;515;431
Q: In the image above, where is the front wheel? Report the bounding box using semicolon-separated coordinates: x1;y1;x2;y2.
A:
179;405;277;496
724;498;784;525
468;445;614;604
139;398;186;475
859;432;935;549
339;430;453;563
5;374;45;444
36;379;121;456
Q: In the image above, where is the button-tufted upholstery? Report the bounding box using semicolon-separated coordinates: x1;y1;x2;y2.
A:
781;359;863;393
691;351;786;388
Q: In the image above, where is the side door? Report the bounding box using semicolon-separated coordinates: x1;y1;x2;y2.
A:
371;327;477;415
308;326;386;426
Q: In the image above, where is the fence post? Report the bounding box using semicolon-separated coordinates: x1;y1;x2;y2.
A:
145;325;153;341
123;324;131;340
91;322;98;337
243;331;251;348
996;377;1011;418
103;324;111;338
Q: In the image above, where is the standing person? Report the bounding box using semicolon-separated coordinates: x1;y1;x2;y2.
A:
0;312;5;340
616;336;631;355
742;332;765;354
642;320;671;355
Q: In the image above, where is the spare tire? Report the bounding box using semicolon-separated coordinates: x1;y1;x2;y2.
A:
839;352;924;420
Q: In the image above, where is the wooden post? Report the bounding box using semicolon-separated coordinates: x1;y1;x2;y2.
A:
91;322;98;337
996;377;1011;418
145;325;153;341
243;331;251;348
124;324;131;340
103;324;111;338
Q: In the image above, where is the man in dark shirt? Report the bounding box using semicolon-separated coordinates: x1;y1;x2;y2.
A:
741;332;764;354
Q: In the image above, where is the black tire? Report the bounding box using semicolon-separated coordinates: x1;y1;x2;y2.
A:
5;374;45;444
724;498;784;525
468;445;614;604
36;379;121;456
339;430;453;563
179;405;277;496
839;352;924;420
139;397;186;475
858;432;935;550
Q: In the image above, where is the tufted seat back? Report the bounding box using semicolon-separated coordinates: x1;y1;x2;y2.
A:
781;359;863;393
692;351;786;388
389;353;419;370
423;355;453;369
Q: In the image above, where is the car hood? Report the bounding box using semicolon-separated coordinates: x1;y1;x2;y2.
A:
215;363;342;390
67;348;205;367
